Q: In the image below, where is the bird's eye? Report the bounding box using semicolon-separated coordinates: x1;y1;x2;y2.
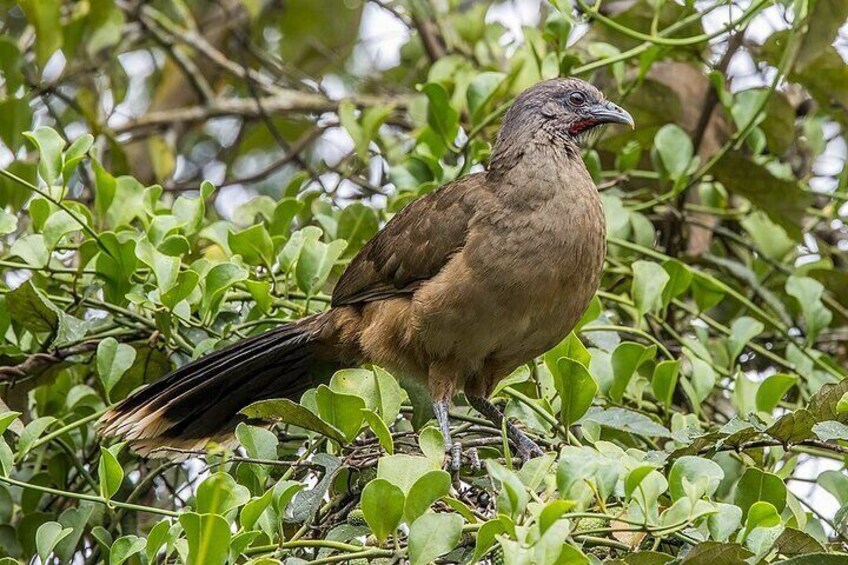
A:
568;91;587;106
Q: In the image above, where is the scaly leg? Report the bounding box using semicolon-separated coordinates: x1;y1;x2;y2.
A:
433;399;461;471
467;395;544;463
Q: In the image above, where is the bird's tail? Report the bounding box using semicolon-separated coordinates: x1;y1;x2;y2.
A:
99;313;337;457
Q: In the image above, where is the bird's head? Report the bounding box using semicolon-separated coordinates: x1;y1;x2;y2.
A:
494;78;634;155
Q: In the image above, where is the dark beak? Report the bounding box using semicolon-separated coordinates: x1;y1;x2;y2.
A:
589;101;634;129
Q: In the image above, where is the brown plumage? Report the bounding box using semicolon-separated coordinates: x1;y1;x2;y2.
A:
99;78;633;459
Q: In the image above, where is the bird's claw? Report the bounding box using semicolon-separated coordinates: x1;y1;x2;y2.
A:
443;443;483;472
515;437;545;464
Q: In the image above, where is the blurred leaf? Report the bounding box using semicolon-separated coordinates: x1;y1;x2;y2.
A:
23;127;65;188
19;0;62;67
796;0;848;70
712;153;813;239
786;276;832;342
653;124;692;179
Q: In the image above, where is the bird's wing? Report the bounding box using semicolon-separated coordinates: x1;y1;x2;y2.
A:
331;172;486;307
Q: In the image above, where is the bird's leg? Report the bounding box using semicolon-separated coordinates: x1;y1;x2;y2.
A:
433;399;461;471
467;395;544;463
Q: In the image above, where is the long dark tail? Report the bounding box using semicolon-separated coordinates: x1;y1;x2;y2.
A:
99;314;334;457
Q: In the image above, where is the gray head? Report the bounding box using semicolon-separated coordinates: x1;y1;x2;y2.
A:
491;78;633;164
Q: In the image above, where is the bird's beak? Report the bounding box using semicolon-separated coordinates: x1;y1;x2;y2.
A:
588;101;635;129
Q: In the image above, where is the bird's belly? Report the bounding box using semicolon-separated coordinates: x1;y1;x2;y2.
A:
409;221;605;375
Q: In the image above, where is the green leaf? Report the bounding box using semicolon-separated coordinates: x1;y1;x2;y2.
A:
417;426;445;467
88;0;126;55
98;444;124;500
817;470;848;505
404;469;451;524
653;124;692;179
632;260;670;317
377;454;438;494
360;478;404;542
680;541;752;564
43;210;83;249
796;0;848;70
145;519;172;563
0;210;18;235
755;373;796;413
24;127;66;187
467;71;506;122
229;224;275;266
727;316;764;363
651;360;680;409
741;501;780;541
337;202;379;254
201;262;248;319
196;472;251;516
241;398;347;443
625;464;657;499
708;503;743;542
179;512;230;565
10;234;49;268
240;490;274;532
610;342;657;402
668;456;724;501
6;280;58;333
661;259;693;307
161;271;200;310
329;366;405;424
407;512;463;565
97;338;137;401
235;423;278;460
420;82;459;145
110;535;145;565
472;518;508;562
361;409;394;455
315;385;365;442
19;0;62;68
295;237;346;295
584;407;672;438
486;460;529;518
35;521;72;563
812;420;848;442
553;357;597;427
712;152;813;240
16;416;55;458
735;468;786;517
786;276;832;342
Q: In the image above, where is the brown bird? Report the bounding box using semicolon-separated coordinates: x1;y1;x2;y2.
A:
100;78;633;462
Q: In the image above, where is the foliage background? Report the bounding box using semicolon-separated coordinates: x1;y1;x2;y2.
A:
1;0;848;563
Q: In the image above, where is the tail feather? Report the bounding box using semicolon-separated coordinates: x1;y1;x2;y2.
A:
99;315;328;457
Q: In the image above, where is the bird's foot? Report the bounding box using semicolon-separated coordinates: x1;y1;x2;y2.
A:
442;443;482;472
514;435;544;464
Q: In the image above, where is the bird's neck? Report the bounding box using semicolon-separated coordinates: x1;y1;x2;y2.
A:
487;129;592;204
